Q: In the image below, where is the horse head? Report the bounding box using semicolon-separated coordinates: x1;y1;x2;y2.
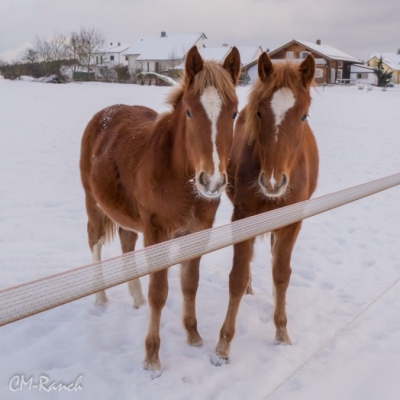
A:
181;46;241;199
248;52;315;199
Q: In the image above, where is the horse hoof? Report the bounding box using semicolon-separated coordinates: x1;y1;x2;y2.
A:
143;360;162;378
95;291;109;306
186;330;203;347
274;329;292;345
209;353;230;367
133;295;146;309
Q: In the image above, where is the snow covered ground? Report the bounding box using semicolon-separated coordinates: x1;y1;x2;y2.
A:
0;79;399;400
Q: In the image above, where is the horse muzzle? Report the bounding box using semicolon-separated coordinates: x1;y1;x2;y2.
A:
259;171;288;198
196;172;227;199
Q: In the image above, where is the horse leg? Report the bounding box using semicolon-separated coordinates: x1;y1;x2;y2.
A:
143;228;169;373
272;222;301;345
215;237;254;361
85;194;109;306
181;257;203;347
118;228;146;309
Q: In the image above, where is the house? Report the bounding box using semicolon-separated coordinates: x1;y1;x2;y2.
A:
257;39;360;84
125;32;207;75
350;64;377;85
365;52;400;84
196;45;263;84
97;42;131;67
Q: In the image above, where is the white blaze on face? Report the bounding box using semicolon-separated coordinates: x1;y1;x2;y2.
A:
270;169;277;190
200;86;223;192
270;87;296;141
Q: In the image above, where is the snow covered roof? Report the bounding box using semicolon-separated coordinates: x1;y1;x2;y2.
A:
295;40;360;62
235;46;263;66
368;53;400;71
352;64;375;71
198;46;263;67
101;42;131;54
125;32;207;61
198;47;231;62
270;39;360;63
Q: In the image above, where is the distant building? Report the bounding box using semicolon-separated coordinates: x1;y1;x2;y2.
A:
125;32;207;76
195;45;263;84
249;39;360;84
350;64;377;85
365;52;400;84
97;42;131;67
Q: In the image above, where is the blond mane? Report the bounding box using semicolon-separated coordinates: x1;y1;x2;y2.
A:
166;60;237;108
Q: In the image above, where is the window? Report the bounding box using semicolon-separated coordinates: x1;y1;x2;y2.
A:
286;51;294;59
110;55;115;61
357;73;368;79
337;69;343;80
300;51;310;59
338;61;343;68
125;56;128;61
315;68;324;78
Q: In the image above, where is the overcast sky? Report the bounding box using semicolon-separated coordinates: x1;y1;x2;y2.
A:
1;0;399;62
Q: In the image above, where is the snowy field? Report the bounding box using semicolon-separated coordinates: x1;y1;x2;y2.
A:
0;78;400;400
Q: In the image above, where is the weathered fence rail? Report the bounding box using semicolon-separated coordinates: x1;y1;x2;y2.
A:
1;173;399;327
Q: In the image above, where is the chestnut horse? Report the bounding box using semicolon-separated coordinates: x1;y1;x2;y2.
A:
214;53;319;362
80;46;241;373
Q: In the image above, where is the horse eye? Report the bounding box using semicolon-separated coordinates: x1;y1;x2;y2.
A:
232;112;238;120
186;110;192;118
301;114;308;121
256;111;261;119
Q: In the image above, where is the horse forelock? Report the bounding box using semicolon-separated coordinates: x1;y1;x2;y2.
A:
166;61;237;108
245;62;312;143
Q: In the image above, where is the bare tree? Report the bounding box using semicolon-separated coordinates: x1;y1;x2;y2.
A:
76;28;105;78
22;48;38;76
47;32;69;62
34;33;70;76
68;31;80;72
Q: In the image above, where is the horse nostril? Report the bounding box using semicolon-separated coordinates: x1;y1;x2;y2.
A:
222;173;227;186
259;172;267;188
199;172;208;187
279;174;288;188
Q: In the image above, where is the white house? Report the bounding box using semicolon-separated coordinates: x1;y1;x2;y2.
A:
194;45;263;84
97;42;131;67
350;64;377;85
125;32;207;75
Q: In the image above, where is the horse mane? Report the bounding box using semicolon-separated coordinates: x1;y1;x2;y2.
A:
245;61;314;144
166;60;237;108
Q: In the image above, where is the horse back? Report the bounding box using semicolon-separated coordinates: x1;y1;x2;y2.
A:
80;105;157;179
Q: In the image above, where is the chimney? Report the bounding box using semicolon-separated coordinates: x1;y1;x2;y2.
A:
161;31;167;37
316;39;321;45
110;42;113;46
118;42;120;46
398;48;400;55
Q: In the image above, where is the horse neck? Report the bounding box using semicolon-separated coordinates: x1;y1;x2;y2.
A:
151;105;193;180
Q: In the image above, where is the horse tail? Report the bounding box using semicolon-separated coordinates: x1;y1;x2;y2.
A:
103;214;117;244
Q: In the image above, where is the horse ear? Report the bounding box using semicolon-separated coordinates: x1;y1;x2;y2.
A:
222;46;241;85
258;52;274;82
185;46;203;82
299;54;315;88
